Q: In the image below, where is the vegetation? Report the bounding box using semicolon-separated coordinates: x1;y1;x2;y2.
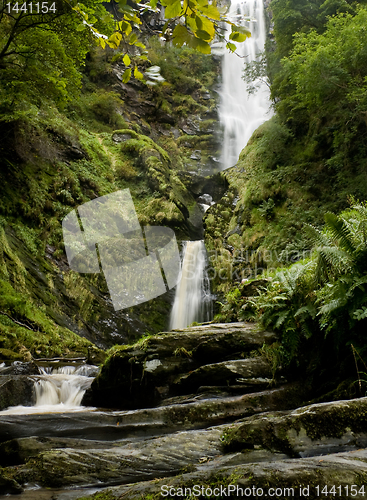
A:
0;3;221;358
208;1;367;389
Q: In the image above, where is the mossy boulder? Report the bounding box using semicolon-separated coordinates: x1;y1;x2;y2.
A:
221;397;367;458
85;323;276;409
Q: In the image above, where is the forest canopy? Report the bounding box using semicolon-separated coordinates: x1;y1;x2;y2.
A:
0;0;249;117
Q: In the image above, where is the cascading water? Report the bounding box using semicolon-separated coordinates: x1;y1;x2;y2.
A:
0;364;98;414
169;240;212;330
219;0;272;169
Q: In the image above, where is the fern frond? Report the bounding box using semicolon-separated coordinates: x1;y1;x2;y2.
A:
324;212;357;257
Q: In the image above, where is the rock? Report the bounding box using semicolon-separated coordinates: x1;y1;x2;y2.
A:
0;361;40;376
0;349;23;361
0;375;35;411
175;358;273;393
14;395;367;490
6;384;308;489
221;396;367;458
190;150;201;160
0;469;23;495
112;132;132;143
94;448;367;499
0;436;131;466
0;384;307;444
85;323;277;408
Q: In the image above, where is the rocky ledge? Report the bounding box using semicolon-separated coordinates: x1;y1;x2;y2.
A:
0;322;365;499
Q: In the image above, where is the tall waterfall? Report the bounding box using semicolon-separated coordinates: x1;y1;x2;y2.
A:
219;0;272;169
170;241;212;330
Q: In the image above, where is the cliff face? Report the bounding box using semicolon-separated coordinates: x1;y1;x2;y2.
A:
0;42;225;359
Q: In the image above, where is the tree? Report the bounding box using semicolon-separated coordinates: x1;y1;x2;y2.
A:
0;0;251;113
0;0;114;112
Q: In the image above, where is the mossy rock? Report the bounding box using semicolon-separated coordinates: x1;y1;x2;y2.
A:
0;349;23;361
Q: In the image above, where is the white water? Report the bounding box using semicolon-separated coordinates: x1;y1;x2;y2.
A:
0;365;97;415
170;241;212;330
219;0;272;169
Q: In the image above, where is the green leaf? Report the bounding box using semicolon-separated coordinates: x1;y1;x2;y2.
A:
232;24;251;36
123;54;131;66
172;24;191;47
118;20;132;36
229;31;249;42
189;37;211;54
196;29;211;41
134;66;144;81
107;32;123;48
129;33;138;44
122;68;132;83
149;0;158;8
226;42;236;52
195;14;214;38
165;0;182;18
200;3;220;20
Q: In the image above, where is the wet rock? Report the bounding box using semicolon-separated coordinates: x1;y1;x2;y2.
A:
14;395;367;490
7;384;308;489
0;375;34;411
97;448;367;499
175;358;273;393
221;396;367;458
0;384;307;444
0;436;133;466
190;150;201;160
0;361;40;376
85;323;277;408
0;469;23;495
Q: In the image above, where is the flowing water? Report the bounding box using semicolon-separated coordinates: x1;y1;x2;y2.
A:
169;240;212;330
219;0;272;169
0;364;98;415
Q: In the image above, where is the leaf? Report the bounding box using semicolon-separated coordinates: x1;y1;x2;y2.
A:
226;42;236;52
122;68;132;83
149;0;158;8
123;54;131;66
119;20;132;36
200;3;220;20
172;24;191;47
232;24;251;36
134;66;144;81
229;31;249;42
189;37;211;54
195;29;211;41
165;0;182;18
99;38;106;49
195;14;215;38
129;33;138;44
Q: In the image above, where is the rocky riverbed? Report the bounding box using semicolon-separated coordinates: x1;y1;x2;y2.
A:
0;323;366;499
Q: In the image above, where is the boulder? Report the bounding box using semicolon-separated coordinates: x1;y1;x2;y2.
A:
0;375;35;411
84;323;277;409
94;448;367;500
221;396;367;458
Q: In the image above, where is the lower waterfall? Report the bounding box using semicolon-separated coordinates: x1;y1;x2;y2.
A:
0;364;97;414
169;240;212;330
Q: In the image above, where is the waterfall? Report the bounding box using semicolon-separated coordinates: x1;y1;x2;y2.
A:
0;364;98;415
170;241;212;330
219;0;272;169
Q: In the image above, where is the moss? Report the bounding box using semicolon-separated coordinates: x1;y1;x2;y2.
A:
0;348;23;361
220;399;367;458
